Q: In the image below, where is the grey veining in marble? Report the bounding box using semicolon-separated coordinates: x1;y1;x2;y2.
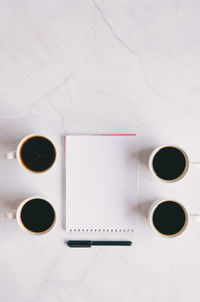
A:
0;1;200;301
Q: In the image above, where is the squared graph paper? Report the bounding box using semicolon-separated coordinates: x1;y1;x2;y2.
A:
65;135;138;232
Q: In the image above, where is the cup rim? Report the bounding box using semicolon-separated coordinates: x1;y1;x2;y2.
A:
149;199;189;238
16;133;57;173
16;196;57;235
148;145;190;183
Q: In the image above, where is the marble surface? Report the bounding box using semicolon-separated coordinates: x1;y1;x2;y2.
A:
0;0;200;301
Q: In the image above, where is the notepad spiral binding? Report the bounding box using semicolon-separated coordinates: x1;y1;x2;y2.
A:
69;229;134;232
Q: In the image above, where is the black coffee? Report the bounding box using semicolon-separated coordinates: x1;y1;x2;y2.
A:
153;201;186;235
152;147;186;180
21;198;55;233
20;136;56;172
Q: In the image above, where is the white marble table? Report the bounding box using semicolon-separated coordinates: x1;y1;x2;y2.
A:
0;1;200;301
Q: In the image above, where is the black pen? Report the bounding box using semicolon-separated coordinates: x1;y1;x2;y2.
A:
67;240;132;248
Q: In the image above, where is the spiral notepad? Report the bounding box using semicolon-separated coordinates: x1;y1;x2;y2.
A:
65;134;138;232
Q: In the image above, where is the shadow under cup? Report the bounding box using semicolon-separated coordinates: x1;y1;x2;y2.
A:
19;136;56;172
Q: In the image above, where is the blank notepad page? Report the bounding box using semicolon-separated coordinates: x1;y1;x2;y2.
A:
65;135;138;232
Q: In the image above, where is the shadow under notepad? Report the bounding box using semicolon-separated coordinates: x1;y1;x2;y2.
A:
61;136;66;230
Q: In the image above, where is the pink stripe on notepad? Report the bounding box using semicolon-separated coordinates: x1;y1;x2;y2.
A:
95;134;136;136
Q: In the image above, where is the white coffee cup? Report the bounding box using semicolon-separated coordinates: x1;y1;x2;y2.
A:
5;196;57;235
148;198;200;238
148;199;189;238
5;134;56;173
148;145;200;183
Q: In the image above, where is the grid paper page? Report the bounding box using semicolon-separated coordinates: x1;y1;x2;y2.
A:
65;135;138;232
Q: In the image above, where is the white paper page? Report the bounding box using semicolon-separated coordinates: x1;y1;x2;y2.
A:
65;135;138;232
